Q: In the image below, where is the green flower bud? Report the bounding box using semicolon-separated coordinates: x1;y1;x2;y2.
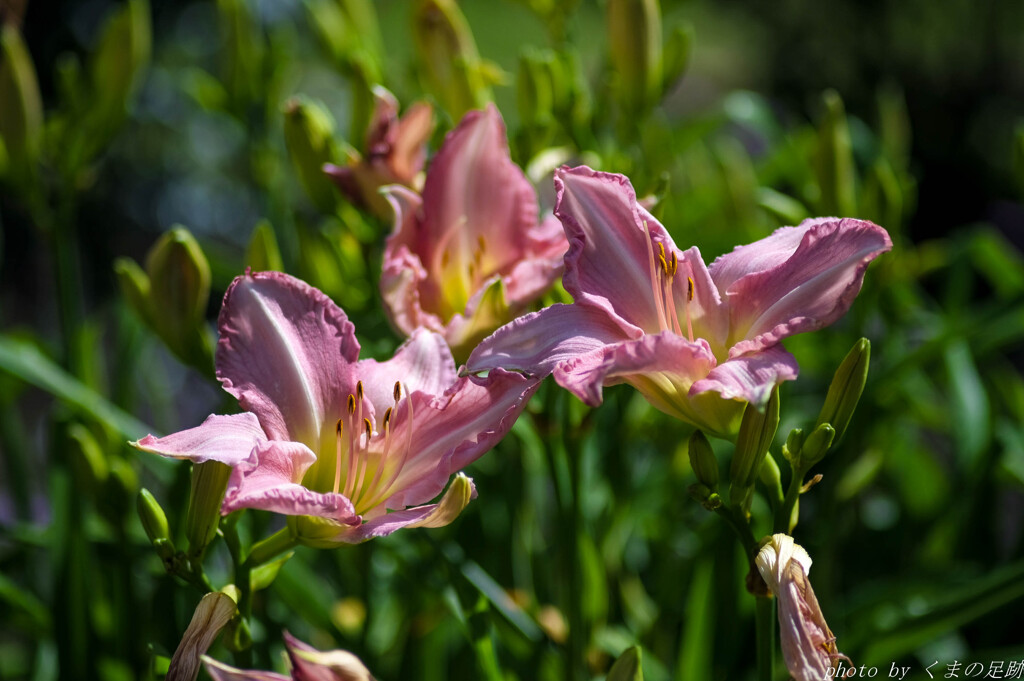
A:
687;483;722;511
782;427;804;464
800;423;835;469
283;96;340;213
113;257;152;325
814;89;857;217
89;0;151;125
245;219;284;273
729;388;780;505
517;49;555;130
661;22;693;93
138;488;171;545
145;227;213;368
412;0;490;119
816;338;870;443
687;429;719;490
185;461;231;558
0;24;43;187
759;452;783;505
607;645;644;681
607;0;662;113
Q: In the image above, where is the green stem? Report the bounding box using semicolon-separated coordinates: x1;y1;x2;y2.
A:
774;467;805;534
714;504;759;560
246;527;298;567
755;595;776;681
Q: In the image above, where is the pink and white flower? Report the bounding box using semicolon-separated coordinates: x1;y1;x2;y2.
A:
381;104;567;361
135;271;537;545
467;166;891;438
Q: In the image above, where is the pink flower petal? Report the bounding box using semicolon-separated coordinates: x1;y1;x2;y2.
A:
555;166;672;332
419;105;542;278
380;369;539;510
216;271;360;444
223;440;358;523
553;332;743;435
691;345;800;408
710;218;892;357
355;328;457;423
203;657;289;681
133;413;265;466
466;303;638;376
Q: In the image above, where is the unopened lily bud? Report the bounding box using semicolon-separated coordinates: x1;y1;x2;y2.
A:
816;337;870;443
814;90;857;217
186;461;231;558
146;227;210;328
412;0;490;118
606;645;644;681
759;452;783;503
800;423;835;469
283;96;340;213
729;388;780;504
138;488;171;545
146;227;213;367
89;0;151;124
0;24;42;186
782;427;804;464
607;0;662;112
245;219;283;272
688;430;718;490
661;22;693;93
114;257;152;324
516;49;555;130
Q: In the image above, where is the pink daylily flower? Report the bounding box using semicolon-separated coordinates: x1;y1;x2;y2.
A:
467;166;891;438
134;271;537;545
203;631;375;681
381;104;568;361
324;86;434;218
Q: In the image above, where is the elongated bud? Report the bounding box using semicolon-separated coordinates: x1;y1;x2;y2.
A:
89;0;151;124
517;49;555;130
146;227;211;328
245;219;283;272
138;488;171;545
800;423;835;470
283;96;339;213
606;645;644;681
816;338;870;443
814;89;857;217
186;461;231;558
730;388;780;505
661;22;693;93
146;227;213;368
0;24;42;186
412;0;490;119
114;257;153;324
607;0;662;113
167;590;238;681
759;452;783;504
688;430;718;490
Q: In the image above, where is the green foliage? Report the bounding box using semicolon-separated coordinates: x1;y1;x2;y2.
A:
1;0;1023;680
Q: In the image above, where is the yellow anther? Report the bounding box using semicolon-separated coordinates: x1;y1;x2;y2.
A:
477;235;486;252
383;407;393;428
658;253;669;274
356;381;364;401
347;394;356;414
687;276;695;302
336;419;343;435
363;417;372;439
393;381;402;403
670;251;679;276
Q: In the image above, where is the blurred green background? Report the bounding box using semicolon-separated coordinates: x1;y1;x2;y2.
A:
1;0;1023;679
